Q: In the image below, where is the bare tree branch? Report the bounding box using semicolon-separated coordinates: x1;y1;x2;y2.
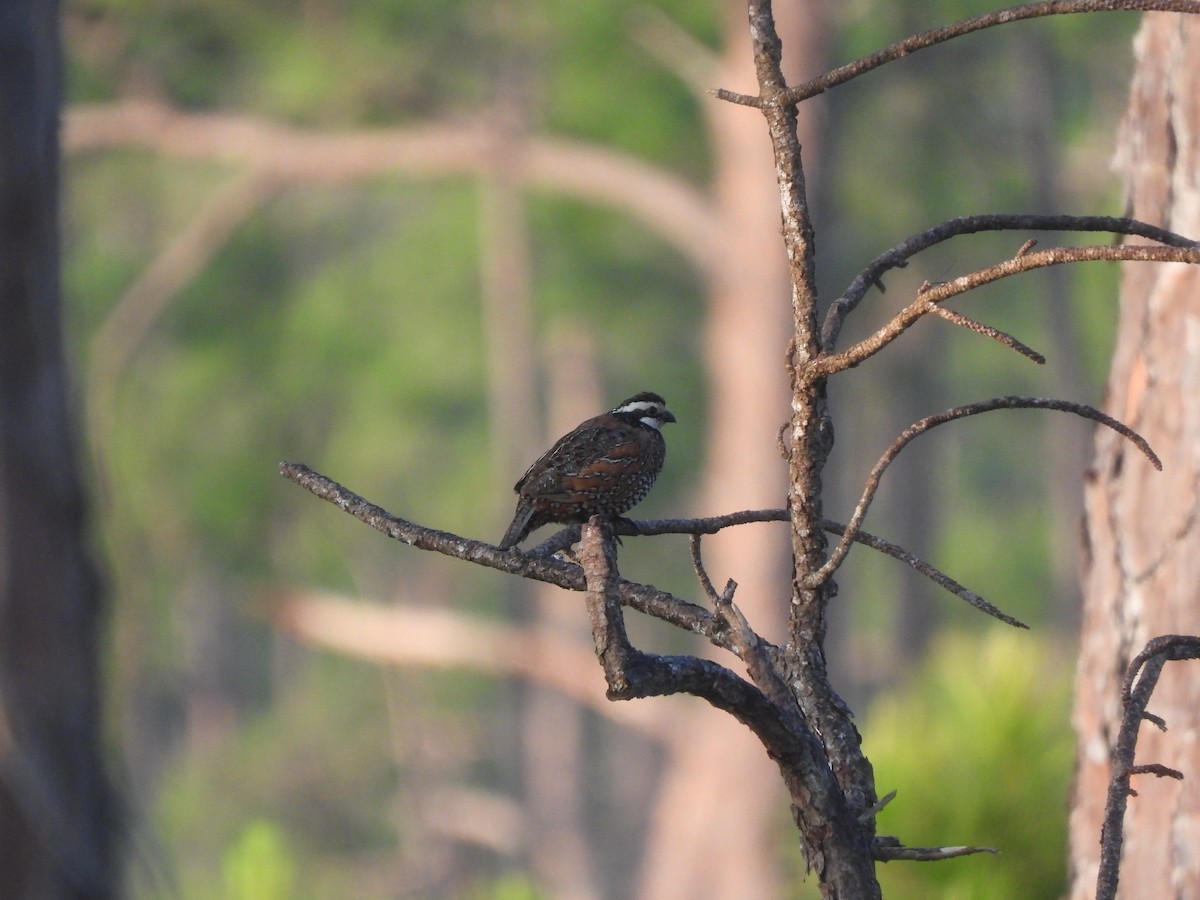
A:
925;303;1046;365
499;507;1026;627
277;461;732;652
821;213;1198;352
806;397;1162;589
577;518;778;724
1097;634;1200;900
281;461;1025;656
710;584;809;736
815;242;1200;376
688;535;722;606
872;840;999;862
271;589;672;739
65;99;722;278
576;518;870;887
715;1;1200;108
818;521;1028;629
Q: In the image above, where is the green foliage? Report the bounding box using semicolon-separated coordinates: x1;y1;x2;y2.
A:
153;655;401;898
221;820;297;900
466;872;542;900
866;629;1074;900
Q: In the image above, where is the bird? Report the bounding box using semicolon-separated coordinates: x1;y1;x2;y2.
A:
497;391;676;550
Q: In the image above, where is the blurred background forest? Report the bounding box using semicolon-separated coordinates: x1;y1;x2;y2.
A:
61;0;1141;897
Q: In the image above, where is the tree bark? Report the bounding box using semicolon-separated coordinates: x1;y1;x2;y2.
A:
0;2;117;897
1068;12;1200;899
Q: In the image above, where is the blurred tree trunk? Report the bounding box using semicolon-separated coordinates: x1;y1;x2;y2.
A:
1068;13;1200;899
0;1;117;897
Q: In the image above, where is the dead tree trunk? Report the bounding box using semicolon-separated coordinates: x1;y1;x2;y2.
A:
0;2;117;897
1068;12;1200;899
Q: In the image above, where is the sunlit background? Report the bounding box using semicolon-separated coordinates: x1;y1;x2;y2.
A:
64;1;1139;897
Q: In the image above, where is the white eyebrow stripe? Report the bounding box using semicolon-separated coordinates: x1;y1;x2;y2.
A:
620;401;660;415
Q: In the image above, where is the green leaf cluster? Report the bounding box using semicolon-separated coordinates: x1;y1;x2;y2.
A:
868;629;1073;900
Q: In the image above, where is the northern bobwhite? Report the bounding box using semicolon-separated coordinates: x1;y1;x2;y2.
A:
498;391;676;550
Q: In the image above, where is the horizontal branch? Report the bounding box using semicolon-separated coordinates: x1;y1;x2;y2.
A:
270;590;671;739
278;461;729;649
715;1;1200;108
66;99;722;278
814;242;1200;376
506;509;1025;627
281;462;1026;640
821;214;1197;352
872;840;998;862
806;397;1161;589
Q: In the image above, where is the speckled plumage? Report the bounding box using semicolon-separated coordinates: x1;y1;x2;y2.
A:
498;392;675;550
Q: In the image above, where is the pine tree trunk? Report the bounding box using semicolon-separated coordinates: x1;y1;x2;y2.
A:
1067;13;1200;899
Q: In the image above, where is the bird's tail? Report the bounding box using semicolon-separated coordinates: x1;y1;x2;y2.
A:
498;503;535;550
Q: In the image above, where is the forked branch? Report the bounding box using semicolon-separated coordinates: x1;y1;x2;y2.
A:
1097;635;1200;900
527;510;1025;627
280;462;1025;632
578;518;797;742
821;213;1197;351
813;242;1200;377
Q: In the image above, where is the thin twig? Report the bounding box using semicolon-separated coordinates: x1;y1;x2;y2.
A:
805;397;1162;589
522;508;789;556
858;790;897;824
873;839;999;862
1097;634;1200;900
689;535;722;605
715;1;1200;108
820;521;1028;629
925;303;1046;364
821;214;1199;352
1126;763;1184;780
815;242;1200;376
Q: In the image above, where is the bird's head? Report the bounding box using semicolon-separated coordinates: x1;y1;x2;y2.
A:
611;392;676;431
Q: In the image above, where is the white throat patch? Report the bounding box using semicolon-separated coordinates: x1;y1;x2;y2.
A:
617;400;664;430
